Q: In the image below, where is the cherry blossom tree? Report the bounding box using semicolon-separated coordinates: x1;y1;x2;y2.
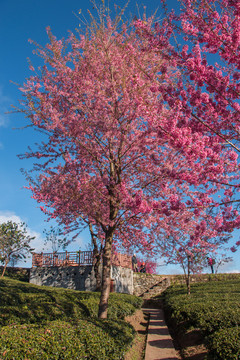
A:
19;4;239;317
134;0;240;250
150;203;231;293
19;11;174;318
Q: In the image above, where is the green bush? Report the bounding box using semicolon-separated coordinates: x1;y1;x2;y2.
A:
196;308;240;334
0;267;29;282
0;277;142;325
0;319;135;359
162;280;240;359
0;277;140;359
208;327;240;360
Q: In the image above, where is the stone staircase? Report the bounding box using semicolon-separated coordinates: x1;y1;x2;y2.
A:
139;277;170;299
133;273;171;299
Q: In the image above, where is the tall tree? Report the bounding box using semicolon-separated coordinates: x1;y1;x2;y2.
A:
19;12;170;318
0;221;34;277
19;5;237;317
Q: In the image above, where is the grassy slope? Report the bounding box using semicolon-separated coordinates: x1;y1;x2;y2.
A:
0;277;143;359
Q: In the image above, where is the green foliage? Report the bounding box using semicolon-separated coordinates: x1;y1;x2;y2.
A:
162;279;240;359
0;277;140;359
0;277;142;325
208;327;240;360
0;221;34;275
0;319;135;359
0;266;29;282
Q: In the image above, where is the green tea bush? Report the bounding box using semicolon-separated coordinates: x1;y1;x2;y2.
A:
196;308;240;334
0;267;29;282
208;327;240;360
0;319;135;359
163;279;240;359
111;292;143;309
0;277;140;359
0;277;142;325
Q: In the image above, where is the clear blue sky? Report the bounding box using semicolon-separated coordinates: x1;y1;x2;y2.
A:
0;0;239;273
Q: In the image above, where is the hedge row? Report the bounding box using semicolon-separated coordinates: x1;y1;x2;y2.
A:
0;319;135;359
207;326;240;360
0;277;143;359
0;277;142;325
163;280;240;359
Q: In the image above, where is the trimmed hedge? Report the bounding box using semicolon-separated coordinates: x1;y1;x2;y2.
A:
0;277;143;359
0;319;135;359
0;277;143;325
0;266;30;282
208;327;240;360
162;279;240;359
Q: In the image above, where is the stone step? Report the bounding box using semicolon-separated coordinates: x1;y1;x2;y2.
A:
140;278;171;299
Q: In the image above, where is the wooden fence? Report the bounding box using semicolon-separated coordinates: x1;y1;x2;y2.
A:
32;250;132;269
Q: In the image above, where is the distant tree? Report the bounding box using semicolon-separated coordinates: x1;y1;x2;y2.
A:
43;226;70;253
152;208;230;294
9;254;19;267
0;221;35;277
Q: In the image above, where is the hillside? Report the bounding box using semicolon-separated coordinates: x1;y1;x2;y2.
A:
0;277;143;359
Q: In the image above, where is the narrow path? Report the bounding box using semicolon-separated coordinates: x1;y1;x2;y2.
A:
143;307;181;360
140;292;181;360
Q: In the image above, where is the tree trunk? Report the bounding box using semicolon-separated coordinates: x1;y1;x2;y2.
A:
98;230;113;319
1;259;9;277
94;251;102;292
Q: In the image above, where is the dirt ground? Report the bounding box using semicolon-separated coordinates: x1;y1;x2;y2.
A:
124;306;208;360
170;327;208;360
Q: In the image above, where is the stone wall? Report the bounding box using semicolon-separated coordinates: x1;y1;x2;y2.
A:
133;273;168;296
30;265;96;291
111;265;133;294
30;265;134;294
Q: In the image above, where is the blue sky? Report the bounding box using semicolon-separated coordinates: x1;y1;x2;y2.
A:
0;0;239;274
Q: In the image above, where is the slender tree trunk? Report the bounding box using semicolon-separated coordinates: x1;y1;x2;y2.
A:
1;259;9;277
98;230;113;319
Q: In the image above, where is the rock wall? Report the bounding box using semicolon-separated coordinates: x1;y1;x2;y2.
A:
111;265;133;294
30;265;134;294
133;273;169;296
30;265;96;291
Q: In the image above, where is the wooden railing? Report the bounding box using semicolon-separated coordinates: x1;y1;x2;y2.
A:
32;250;132;269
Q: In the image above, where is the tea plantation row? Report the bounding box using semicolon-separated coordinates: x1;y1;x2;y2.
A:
162;279;240;360
0;277;143;359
